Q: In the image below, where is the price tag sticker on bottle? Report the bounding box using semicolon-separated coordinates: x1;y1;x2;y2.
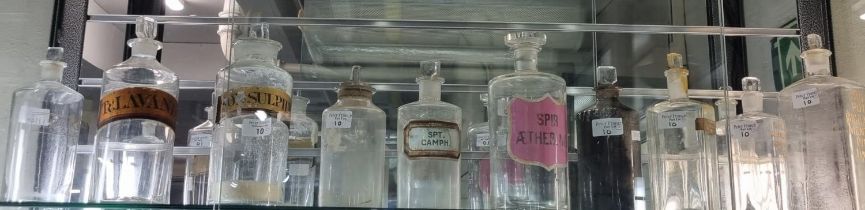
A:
631;130;641;141
659;111;690;129
477;133;491;147
731;121;758;140
19;107;50;126
591;118;624;137
325;111;352;128
189;133;212;147
792;88;820;109
288;164;310;176
241;119;272;137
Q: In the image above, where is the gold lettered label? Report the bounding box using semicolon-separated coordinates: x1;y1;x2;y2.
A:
98;87;177;128
696;118;716;135
218;87;291;119
403;120;461;159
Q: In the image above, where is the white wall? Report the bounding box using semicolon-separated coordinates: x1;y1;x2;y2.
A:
831;0;865;83
0;0;56;185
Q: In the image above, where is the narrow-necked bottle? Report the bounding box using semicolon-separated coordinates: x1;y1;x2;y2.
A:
573;66;637;210
730;77;788;210
488;32;569;209
208;23;292;205
714;95;737;210
319;66;387;207
91;16;179;204
779;34;865;210
647;53;718;210
285;94;317;206
2;47;82;202
397;60;462;209
461;93;490;209
183;106;214;205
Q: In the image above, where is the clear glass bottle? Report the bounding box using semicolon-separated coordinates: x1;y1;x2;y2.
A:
397;61;462;209
284;94;317;206
183;106;214;205
91;16;179;204
208;23;293;206
779;34;865;210
730;77;788;210
461;93;490;209
318;66;387;207
573;66;637;210
2;47;82;202
714;95;737;210
646;53;718;210
488;32;569;209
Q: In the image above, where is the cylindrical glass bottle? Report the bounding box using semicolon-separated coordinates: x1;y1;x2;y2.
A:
91;17;179;204
488;32;569;209
285;95;318;206
3;47;83;202
318;66;387;207
184;107;214;205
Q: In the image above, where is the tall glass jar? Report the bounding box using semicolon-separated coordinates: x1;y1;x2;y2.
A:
184;106;214;205
285;95;317;206
397;61;462;208
2;47;82;202
91;16;179;204
318;66;387;207
646;53;718;210
208;23;293;206
488;32;569;209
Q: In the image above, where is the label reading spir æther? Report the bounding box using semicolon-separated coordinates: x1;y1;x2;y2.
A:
403;120;461;159
98;87;177;128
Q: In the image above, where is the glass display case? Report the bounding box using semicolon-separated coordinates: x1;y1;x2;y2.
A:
0;0;834;209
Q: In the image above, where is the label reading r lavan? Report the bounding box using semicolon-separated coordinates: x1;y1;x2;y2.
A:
404;120;460;159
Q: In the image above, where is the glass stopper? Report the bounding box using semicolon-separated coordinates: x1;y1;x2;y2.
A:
135;16;158;39
596;66;618;85
204;106;213;115
249;23;271;39
420;60;441;78
807;34;824;50
741;77;761;91
505;32;547;48
350;65;362;82
666;53;684;68
479;93;489;104
45;47;64;62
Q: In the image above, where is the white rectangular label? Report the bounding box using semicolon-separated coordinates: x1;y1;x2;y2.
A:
476;133;490;147
242;119;272;137
731;121;758;139
288;164;310;176
19;107;50;126
324;111;352;128
591;118;624;137
631;130;641;141
189;133;212;147
659;111;690;129
793;88;820;109
408;127;460;152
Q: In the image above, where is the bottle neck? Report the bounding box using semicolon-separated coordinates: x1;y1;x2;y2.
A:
232;40;280;66
129;38;161;58
665;69;689;100
292;103;308;114
514;48;539;72
337;95;372;105
595;85;620;105
418;79;442;101
803;49;832;77
742;91;764;113
39;60;65;82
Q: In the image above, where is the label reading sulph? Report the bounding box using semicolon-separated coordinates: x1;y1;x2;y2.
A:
591;118;624;137
219;87;291;120
98;87;178;128
288;164;310;176
19;107;50;126
241;119;272;137
631;130;641;141
793;88;820;109
189;133;212;147
508;96;568;170
477;133;491;147
324;111;352;128
404;120;461;159
732;121;759;139
659;111;690;129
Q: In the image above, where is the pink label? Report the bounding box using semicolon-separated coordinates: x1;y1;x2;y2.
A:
507;95;568;170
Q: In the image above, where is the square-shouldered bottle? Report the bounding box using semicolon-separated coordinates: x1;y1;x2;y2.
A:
488;32;569;209
208;23;293;206
397;61;462;208
91;16;179;204
573;66;637;209
647;53;718;210
779;34;865;210
2;47;82;202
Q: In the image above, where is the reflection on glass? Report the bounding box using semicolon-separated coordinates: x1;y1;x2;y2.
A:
183;107;213;205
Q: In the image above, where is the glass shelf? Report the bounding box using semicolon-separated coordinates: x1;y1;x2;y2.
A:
0;202;386;210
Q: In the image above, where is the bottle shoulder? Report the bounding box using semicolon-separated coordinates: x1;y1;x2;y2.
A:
217;63;293;89
734;112;783;122
324;102;385;115
15;81;84;103
399;100;461;111
781;76;865;95
648;99;711;112
489;71;566;90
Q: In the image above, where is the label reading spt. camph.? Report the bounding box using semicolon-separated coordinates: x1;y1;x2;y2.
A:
659;111;690;129
98;87;177;128
403;120;460;159
591;118;624;137
219;87;291;120
508;95;568;170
